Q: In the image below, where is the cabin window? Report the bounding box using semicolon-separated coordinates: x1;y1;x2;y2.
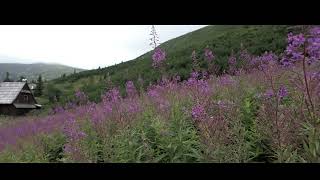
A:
24;95;28;102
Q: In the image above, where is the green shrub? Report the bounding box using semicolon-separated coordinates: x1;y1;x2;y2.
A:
39;133;66;163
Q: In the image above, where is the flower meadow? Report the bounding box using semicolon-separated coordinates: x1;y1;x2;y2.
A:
0;26;319;163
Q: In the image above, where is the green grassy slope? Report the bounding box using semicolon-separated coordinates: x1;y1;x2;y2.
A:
47;25;293;104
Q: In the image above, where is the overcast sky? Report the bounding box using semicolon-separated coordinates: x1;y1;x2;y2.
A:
0;25;207;70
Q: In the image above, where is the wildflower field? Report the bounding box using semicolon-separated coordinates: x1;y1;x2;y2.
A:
0;25;319;163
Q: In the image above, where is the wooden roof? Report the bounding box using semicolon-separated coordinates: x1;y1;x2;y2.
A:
0;82;28;104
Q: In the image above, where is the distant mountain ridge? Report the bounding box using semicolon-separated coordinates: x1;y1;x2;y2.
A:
0;63;86;82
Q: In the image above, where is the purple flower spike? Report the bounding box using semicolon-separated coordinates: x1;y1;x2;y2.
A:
204;47;214;62
152;47;166;68
191;104;206;121
278;85;288;99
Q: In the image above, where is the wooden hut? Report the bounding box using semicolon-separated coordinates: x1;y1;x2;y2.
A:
0;82;41;116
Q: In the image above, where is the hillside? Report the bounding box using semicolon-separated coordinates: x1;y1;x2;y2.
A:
1;25;320;163
0;63;85;82
48;25;295;103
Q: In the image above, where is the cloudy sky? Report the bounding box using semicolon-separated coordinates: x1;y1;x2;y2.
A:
0;25;207;69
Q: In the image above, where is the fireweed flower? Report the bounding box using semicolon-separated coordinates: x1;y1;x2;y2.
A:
197;79;211;95
191;104;206;121
86;102;97;114
0;113;67;152
204;47;214;62
306;27;320;64
278;85;288;99
90;106;106;127
281;33;305;67
147;86;160;99
147;85;170;112
191;71;199;79
126;81;137;97
101;87;121;114
256;51;278;70
152;47;166;68
51;106;65;114
63;116;86;141
63;115;87;158
107;87;121;104
125;99;141;114
281;27;320;66
75;90;88;105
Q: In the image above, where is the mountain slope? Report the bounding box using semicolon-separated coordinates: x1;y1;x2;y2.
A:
0;63;85;81
48;25;294;103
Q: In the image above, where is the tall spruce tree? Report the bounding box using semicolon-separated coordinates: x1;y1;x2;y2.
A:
3;72;13;82
35;75;43;97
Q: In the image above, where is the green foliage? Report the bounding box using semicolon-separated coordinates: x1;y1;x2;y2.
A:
39;133;66;162
46;84;63;103
162;102;203;162
79;120;105;163
109;103;203;163
239;92;266;162
274;146;300;163
300;121;320;162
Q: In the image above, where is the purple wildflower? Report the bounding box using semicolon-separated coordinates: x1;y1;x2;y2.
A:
278;85;288;99
152;47;166;68
63;115;86;160
204;47;214;62
191;104;206;121
107;87;121;103
147;85;170;112
191;71;199;79
126;81;137;97
281;27;320;66
75;90;88;105
51;106;65;114
125;99;141;114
